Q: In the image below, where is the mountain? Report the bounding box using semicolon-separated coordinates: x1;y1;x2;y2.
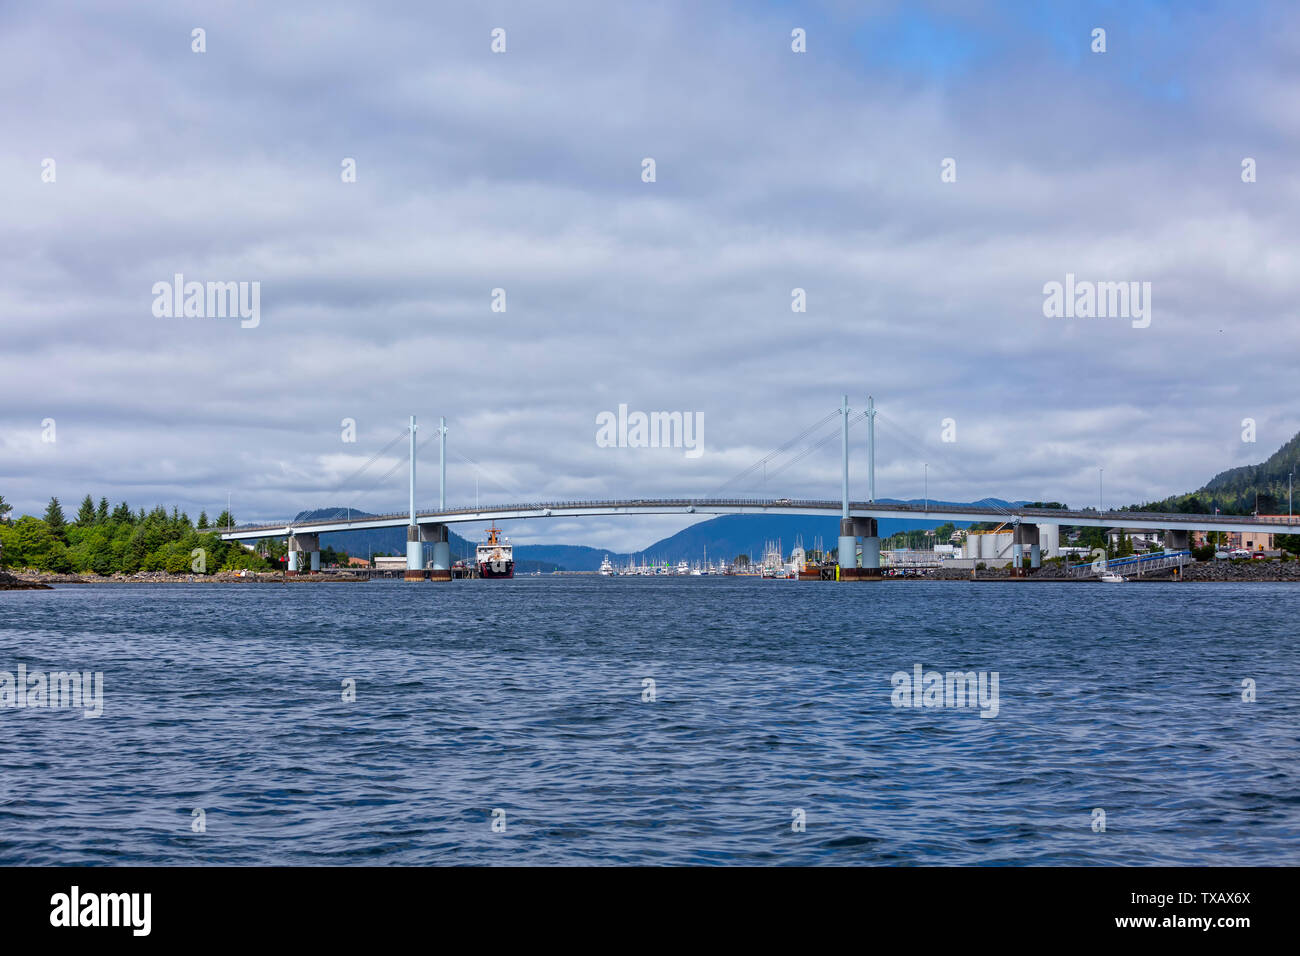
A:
1130;433;1300;515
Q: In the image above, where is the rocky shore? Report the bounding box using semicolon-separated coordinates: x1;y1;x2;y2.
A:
3;570;368;585
0;570;54;590
927;559;1300;582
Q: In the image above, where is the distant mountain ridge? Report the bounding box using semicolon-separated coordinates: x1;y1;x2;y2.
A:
289;501;1004;572
1131;432;1300;515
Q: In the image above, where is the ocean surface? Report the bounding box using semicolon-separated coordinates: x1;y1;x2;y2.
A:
1;578;1297;866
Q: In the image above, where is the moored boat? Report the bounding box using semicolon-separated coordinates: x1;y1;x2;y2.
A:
476;526;514;579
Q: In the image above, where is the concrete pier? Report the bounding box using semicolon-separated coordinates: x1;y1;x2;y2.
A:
422;523;451;581
1164;529;1190;551
1014;524;1041;570
853;517;880;571
405;525;426;580
287;533;319;575
838;518;858;578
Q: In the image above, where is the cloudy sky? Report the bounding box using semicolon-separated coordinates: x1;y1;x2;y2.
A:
2;0;1297;550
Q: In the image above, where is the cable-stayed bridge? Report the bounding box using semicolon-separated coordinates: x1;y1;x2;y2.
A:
214;399;1300;579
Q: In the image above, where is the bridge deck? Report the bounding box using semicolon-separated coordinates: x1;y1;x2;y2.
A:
214;498;1300;540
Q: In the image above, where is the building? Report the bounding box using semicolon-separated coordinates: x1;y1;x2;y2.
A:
1106;529;1162;552
1229;517;1291;552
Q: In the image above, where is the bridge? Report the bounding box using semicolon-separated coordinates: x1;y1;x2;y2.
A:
215;400;1300;579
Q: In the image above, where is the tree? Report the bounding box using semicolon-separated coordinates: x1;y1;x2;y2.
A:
1277;534;1300;555
0;494;11;524
44;497;67;540
215;509;234;530
76;494;96;526
197;510;209;529
96;497;109;523
111;501;133;523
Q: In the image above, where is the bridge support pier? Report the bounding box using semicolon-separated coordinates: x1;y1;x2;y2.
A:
853;518;880;573
838;518;860;580
1037;524;1059;559
405;525;426;581
1013;524;1039;572
422;524;451;581
288;533;319;575
1163;530;1190;551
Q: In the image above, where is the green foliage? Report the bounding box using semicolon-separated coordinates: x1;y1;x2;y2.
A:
1129;433;1300;516
0;494;272;576
43;497;67;539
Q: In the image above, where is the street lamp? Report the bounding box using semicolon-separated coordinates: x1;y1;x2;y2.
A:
1098;468;1103;513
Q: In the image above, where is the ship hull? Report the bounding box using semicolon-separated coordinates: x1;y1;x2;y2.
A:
478;561;514;579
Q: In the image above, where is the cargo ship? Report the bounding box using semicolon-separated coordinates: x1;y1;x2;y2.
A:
476;526;514;579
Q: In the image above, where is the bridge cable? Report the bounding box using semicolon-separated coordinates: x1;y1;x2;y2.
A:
710;409;841;495
316;430;409;508
454;450;523;502
766;411;867;482
871;411;1017;521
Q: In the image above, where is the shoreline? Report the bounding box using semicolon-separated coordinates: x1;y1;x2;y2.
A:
6;562;1300;585
3;570;366;585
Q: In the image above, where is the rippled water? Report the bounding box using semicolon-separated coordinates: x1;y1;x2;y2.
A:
1;578;1297;865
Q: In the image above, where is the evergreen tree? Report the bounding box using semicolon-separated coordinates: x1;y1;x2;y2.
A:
215;509;234;530
44;497;67;540
76;494;96;526
111;501;132;523
0;494;11;524
197;511;209;529
96;497;109;523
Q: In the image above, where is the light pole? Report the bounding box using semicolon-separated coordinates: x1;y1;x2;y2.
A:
1290;471;1294;519
1098;468;1103;513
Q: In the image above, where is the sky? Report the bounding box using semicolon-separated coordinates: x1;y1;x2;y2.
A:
2;0;1298;550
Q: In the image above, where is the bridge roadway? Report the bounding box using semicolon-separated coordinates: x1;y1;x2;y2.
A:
215;498;1300;541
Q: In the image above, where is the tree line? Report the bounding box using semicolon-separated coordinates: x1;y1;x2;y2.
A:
0;494;348;574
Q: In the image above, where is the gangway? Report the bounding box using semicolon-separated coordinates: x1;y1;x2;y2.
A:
1066;550;1193;579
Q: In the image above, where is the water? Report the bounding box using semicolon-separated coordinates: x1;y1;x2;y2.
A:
1;578;1297;865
